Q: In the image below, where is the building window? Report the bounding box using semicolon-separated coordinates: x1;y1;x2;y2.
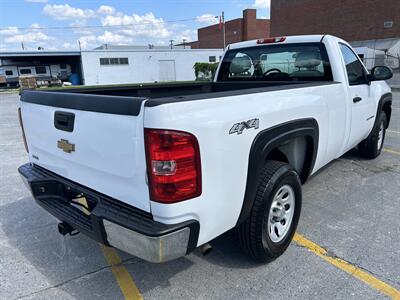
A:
384;21;393;28
35;66;47;74
20;69;31;74
5;70;13;76
209;56;216;63
110;58;119;65
100;57;129;66
100;58;110;65
60;64;67;69
119;57;129;65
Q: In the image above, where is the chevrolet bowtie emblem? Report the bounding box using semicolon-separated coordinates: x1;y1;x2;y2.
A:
57;139;75;153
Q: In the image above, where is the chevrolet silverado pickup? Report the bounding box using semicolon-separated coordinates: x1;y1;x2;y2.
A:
18;35;393;263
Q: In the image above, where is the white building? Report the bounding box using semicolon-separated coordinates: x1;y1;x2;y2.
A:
80;46;223;85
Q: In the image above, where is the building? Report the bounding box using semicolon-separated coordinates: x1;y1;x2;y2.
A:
80;47;222;85
0;51;82;87
270;0;400;69
0;46;222;87
188;9;270;49
270;0;399;42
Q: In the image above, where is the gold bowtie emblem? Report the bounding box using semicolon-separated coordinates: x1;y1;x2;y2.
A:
57;139;75;153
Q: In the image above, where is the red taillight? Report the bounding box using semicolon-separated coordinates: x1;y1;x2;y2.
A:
257;37;286;44
144;129;201;203
18;107;29;153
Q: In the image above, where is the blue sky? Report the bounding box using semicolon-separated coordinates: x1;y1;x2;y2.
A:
0;0;270;51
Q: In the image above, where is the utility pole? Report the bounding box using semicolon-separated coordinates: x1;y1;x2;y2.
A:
182;39;186;49
21;42;25;50
222;11;226;49
169;39;174;49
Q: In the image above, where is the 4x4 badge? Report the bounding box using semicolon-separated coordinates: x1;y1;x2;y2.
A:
229;118;259;135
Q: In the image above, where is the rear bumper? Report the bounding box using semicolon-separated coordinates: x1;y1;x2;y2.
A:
18;163;199;263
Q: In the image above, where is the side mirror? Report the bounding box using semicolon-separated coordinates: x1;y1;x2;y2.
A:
370;66;393;81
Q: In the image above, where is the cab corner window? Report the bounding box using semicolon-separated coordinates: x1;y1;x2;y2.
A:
339;43;367;85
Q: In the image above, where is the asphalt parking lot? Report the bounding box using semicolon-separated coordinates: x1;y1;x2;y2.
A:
1;91;399;299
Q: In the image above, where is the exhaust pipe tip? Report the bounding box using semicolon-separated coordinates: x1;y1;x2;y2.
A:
199;243;212;256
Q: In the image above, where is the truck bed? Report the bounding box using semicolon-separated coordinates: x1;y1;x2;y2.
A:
22;81;336;112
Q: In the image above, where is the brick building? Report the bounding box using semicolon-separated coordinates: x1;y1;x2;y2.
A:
270;0;400;42
188;9;270;49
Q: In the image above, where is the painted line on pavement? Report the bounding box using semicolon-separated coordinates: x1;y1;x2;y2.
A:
383;148;400;156
100;245;143;300
387;130;400;134
77;197;142;300
293;233;400;299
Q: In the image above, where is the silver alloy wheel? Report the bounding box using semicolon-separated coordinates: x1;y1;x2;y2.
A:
377;120;384;151
267;185;295;243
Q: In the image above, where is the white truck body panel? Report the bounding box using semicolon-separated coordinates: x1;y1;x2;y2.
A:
21;101;151;212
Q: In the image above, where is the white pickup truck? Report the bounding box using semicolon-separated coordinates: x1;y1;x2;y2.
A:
18;35;393;263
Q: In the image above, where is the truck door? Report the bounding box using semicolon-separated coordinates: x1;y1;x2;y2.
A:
339;43;375;149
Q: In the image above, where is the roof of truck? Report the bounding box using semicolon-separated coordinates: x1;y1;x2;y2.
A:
228;35;327;50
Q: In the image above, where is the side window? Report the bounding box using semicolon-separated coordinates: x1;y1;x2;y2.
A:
339;44;366;85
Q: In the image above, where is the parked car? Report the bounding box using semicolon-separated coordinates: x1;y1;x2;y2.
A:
18;35;392;263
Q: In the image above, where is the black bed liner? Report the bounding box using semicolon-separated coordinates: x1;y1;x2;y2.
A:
20;81;338;116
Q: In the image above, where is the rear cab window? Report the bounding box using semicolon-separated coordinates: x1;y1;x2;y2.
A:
217;43;333;82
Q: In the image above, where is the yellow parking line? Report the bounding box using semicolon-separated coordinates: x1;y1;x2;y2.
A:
293;233;400;299
77;197;142;299
383;148;400;156
100;245;143;300
387;130;400;134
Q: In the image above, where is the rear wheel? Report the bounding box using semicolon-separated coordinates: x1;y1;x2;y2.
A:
358;112;387;159
237;160;302;262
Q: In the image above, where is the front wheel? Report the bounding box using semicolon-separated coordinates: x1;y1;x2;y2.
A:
237;161;302;262
358;112;387;159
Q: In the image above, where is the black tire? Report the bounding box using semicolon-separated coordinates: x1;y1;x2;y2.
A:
237;160;302;262
358;112;387;159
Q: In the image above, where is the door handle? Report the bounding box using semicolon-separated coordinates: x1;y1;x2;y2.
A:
353;97;362;103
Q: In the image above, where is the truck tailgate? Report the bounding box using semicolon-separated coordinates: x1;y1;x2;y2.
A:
20;90;151;212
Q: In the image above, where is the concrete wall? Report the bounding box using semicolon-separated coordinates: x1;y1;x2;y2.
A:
270;0;400;42
81;49;223;85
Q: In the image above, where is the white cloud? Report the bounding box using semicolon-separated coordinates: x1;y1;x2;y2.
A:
196;14;218;25
43;4;96;20
175;29;197;42
25;0;48;3
77;35;97;49
101;12;170;38
252;0;271;18
4;31;53;43
0;26;20;36
97;31;132;44
97;5;116;15
253;0;270;9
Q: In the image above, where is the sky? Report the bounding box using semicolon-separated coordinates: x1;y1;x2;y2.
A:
0;0;271;51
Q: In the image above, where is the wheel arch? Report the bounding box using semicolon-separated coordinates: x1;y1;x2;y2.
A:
236;118;319;225
372;93;392;133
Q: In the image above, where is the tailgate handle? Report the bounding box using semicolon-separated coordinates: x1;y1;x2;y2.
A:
54;111;75;132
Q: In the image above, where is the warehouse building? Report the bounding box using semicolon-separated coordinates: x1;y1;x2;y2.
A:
0;51;82;87
81;45;222;85
0;46;222;87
